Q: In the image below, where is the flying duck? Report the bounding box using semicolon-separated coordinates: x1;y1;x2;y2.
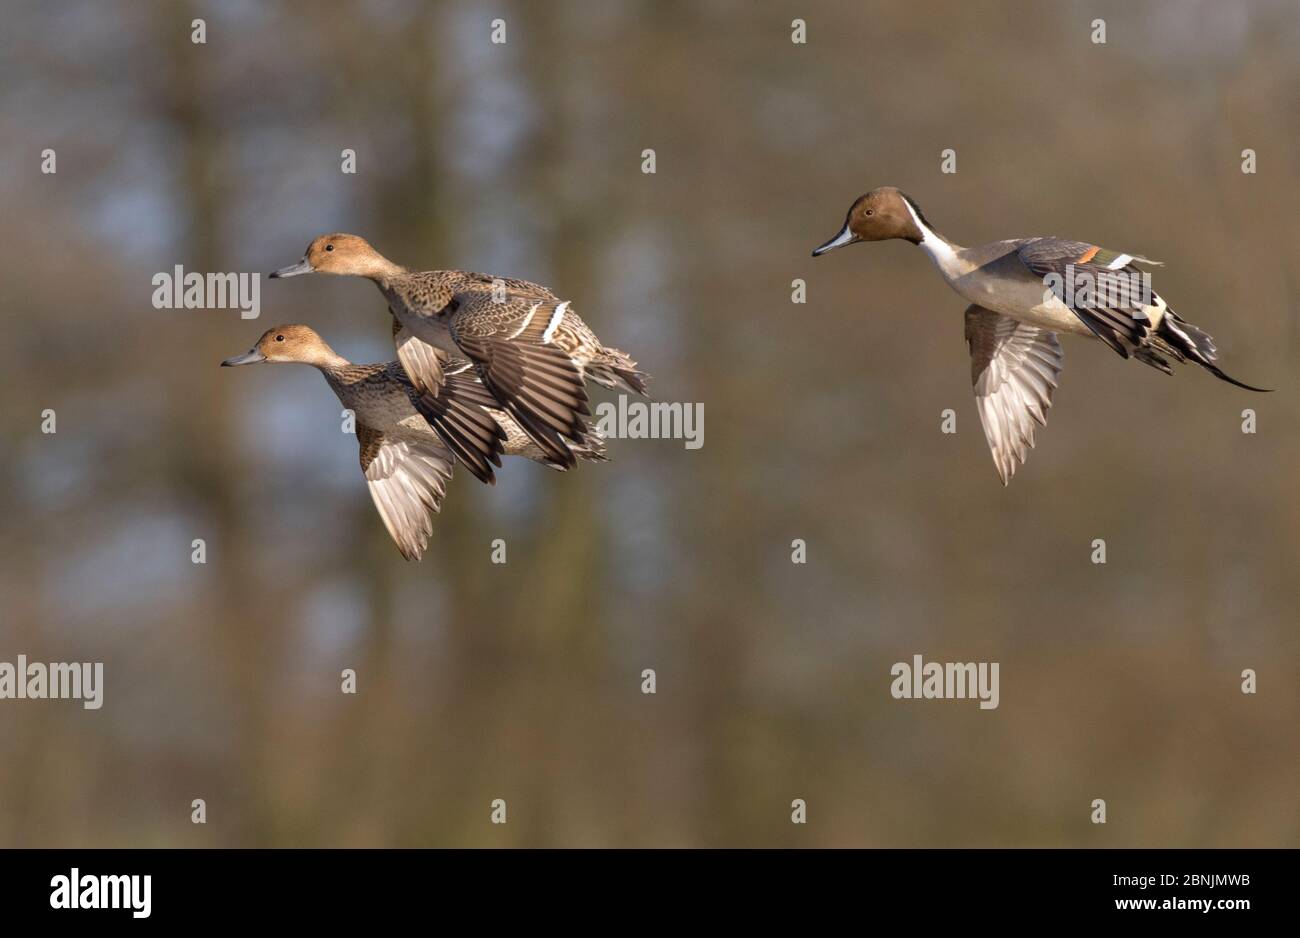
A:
270;235;648;485
222;325;607;561
812;187;1269;484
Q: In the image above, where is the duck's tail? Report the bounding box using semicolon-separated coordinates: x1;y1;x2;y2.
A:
1155;309;1272;392
569;425;611;464
586;347;651;397
536;424;610;471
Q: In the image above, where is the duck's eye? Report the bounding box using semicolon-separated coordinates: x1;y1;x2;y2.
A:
275;334;285;342
865;209;875;216
325;244;335;252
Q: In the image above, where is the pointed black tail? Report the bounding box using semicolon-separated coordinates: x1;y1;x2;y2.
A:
1157;312;1272;392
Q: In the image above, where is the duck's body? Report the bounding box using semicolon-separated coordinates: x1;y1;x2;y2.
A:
271;236;647;484
813;187;1269;484
915;236;1097;336
222;325;605;560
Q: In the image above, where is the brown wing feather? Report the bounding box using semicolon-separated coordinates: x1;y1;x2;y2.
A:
357;425;455;561
450;296;591;469
392;322;505;484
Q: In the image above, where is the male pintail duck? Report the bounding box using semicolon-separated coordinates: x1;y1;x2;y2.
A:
222;325;606;561
270;234;648;484
812;187;1270;484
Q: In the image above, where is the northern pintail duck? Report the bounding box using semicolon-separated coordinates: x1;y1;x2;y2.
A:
222;325;606;560
270;235;648;484
812;187;1269;484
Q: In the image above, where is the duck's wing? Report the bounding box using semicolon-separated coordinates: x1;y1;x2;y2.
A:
1016;238;1160;359
441;356;611;470
964;304;1064;486
392;320;506;485
447;289;591;470
357;424;456;562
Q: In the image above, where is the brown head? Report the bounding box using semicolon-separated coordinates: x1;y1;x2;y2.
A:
811;187;932;256
220;324;348;369
269;233;401;280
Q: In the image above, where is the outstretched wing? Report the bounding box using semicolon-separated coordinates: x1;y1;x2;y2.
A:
1017;238;1159;359
448;291;591;469
358;425;456;561
392;320;505;484
964;304;1064;486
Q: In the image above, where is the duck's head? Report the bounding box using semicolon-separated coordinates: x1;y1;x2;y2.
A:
221;324;342;368
812;187;929;256
270;233;395;279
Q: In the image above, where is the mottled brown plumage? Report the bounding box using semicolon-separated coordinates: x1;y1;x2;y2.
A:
222;325;607;561
271;233;649;482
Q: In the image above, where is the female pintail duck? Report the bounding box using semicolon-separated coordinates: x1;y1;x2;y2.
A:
222;325;607;561
812;187;1270;485
270;234;648;484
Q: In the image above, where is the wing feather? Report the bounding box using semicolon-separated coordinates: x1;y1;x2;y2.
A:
358;426;455;561
392;324;506;484
450;295;591;469
1017;238;1156;358
964;305;1064;486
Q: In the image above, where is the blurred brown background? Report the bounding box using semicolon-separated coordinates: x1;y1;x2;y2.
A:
1;0;1297;847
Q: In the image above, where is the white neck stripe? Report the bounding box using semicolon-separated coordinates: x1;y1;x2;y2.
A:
901;198;962;276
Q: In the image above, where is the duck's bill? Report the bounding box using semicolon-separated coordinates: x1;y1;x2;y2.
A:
269;259;314;278
811;224;858;257
221;349;266;367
